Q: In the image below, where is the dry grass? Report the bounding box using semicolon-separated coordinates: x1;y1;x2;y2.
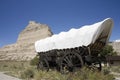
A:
34;68;114;80
0;61;30;78
0;61;115;80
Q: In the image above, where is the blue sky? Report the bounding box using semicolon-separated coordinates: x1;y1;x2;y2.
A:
0;0;120;47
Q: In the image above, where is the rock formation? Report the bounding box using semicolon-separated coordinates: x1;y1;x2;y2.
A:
109;41;120;55
0;21;53;61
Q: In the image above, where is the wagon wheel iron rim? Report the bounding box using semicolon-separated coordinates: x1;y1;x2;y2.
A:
60;52;83;74
38;58;49;71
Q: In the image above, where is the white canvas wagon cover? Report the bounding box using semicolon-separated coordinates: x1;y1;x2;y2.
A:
35;18;113;52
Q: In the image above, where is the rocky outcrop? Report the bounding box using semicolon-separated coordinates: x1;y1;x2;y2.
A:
109;41;120;55
0;21;53;61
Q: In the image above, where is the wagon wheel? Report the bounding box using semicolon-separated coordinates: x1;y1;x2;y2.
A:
89;61;101;71
37;58;49;71
60;52;83;74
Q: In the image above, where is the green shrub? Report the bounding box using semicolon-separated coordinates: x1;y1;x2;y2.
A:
100;45;117;57
20;68;34;79
30;55;39;66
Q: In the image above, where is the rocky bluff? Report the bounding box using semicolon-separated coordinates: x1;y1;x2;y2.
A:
109;41;120;55
0;21;53;61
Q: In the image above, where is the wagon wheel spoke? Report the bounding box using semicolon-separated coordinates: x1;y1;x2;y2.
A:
37;59;49;71
60;52;83;74
64;56;73;66
69;53;75;61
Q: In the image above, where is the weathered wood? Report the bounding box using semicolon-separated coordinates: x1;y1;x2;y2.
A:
60;51;83;73
37;44;103;72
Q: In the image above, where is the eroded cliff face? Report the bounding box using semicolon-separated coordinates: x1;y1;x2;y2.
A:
109;41;120;55
0;21;53;61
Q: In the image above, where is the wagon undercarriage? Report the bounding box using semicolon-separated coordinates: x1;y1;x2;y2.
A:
37;45;103;73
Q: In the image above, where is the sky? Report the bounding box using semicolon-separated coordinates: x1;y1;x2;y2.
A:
0;0;120;47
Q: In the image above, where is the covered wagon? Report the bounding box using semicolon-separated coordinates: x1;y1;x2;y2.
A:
35;18;113;72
